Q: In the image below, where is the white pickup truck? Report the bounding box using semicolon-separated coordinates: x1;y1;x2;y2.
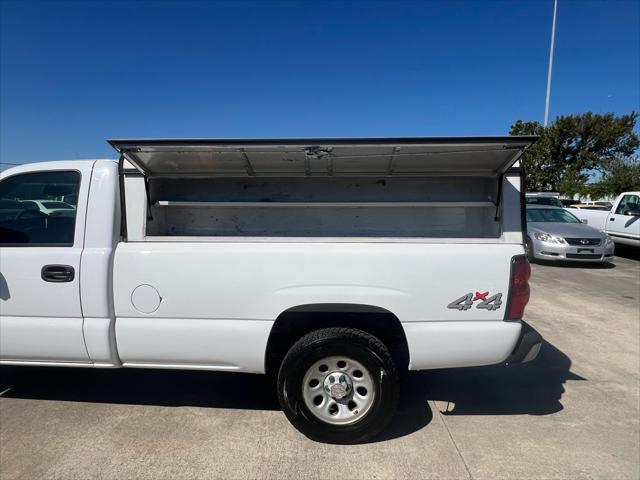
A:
566;192;640;248
0;137;542;443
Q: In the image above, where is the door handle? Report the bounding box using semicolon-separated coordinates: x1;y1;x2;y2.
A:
610;217;615;221
41;265;75;283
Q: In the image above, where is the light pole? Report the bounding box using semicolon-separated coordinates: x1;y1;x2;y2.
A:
544;0;558;127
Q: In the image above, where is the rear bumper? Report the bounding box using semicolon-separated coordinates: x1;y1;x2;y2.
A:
505;321;543;364
532;240;614;262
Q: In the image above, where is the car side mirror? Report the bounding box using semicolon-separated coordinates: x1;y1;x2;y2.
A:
581;218;588;224
626;209;640;216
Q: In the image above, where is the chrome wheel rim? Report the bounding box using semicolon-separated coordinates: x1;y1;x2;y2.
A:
301;356;376;425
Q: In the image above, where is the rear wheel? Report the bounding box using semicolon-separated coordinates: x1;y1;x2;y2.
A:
277;327;399;444
525;237;535;262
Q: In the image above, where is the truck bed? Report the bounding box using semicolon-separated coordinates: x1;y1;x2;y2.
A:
113;241;524;372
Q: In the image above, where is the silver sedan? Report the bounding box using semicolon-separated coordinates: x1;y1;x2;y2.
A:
526;206;615;263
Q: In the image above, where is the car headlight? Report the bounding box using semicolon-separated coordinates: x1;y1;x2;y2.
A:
605;235;615;246
532;232;566;244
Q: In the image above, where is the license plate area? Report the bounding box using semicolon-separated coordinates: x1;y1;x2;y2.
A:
577;248;594;254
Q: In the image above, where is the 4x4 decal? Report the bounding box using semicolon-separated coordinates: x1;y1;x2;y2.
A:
447;291;503;311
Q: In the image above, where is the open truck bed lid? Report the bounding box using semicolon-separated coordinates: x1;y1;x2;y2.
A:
108;136;536;177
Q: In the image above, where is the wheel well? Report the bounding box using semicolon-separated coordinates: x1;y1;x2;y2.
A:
265;304;409;376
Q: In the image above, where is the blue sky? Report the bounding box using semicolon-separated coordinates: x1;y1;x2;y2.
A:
1;0;638;164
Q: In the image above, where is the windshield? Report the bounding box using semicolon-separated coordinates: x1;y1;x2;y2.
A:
526;208;582;223
526;196;564;208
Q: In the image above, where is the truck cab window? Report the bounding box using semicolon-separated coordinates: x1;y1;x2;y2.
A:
0;170;80;245
615;194;640;216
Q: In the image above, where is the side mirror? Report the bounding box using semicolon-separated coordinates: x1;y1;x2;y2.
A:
581;218;588;224
626;209;640;217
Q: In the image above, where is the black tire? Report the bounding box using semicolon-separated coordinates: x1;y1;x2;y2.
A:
526;237;535;263
277;327;399;444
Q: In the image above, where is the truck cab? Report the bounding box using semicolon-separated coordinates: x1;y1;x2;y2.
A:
566;192;640;248
0;160;120;365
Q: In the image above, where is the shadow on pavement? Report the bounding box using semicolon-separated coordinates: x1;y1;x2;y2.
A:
370;379;434;442
0;366;280;410
614;245;640;261
0;340;580;442
419;340;584;416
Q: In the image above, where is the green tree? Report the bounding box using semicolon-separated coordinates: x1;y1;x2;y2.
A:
587;157;640;198
509;112;640;194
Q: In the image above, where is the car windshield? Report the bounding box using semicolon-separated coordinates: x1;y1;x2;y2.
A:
526;197;564;208
526;208;581;223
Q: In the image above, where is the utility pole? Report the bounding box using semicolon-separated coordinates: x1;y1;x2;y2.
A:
544;0;558;127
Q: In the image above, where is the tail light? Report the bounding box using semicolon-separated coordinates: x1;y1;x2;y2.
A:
506;255;531;320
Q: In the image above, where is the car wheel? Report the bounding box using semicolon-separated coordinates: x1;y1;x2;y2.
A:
277;327;399;444
525;237;535;262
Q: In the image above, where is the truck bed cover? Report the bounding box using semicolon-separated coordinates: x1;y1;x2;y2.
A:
108;136;536;177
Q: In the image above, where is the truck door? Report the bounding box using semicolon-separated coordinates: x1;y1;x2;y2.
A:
0;167;90;363
607;193;640;243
